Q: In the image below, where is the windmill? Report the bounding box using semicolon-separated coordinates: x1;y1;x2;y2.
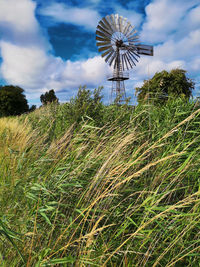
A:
96;14;153;103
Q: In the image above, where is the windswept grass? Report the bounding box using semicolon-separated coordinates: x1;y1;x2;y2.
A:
1;99;200;266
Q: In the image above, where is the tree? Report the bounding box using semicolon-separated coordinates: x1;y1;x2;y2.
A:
135;69;195;104
66;86;104;124
40;89;59;105
0;85;29;117
29;105;36;112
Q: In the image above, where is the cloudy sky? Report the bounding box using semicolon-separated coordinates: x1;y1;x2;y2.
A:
0;0;200;105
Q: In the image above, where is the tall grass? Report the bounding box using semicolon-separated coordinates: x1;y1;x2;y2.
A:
1;99;200;266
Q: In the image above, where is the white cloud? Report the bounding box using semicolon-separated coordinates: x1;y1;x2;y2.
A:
0;41;48;88
0;0;109;102
113;6;143;29
0;0;38;33
0;0;200;104
0;39;110;95
141;0;200;43
39;3;101;31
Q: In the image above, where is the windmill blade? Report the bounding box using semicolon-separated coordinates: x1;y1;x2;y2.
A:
102;17;114;33
113;56;117;69
124;22;134;36
96;41;111;47
128;39;140;45
110;14;118;32
127;29;137;39
101;47;113;58
105;50;114;63
99;20;113;35
123;53;130;70
96;35;110;42
98;45;113;52
126;51;136;68
106;15;116;32
121;54;125;71
128;45;140;58
97;24;112;37
119;16;124;33
109;51;117;66
96;29;111;40
114;14;120;32
136;45;153;56
125;52;132;69
128;34;139;40
128;50;139;63
120;17;128;35
113;53;122;70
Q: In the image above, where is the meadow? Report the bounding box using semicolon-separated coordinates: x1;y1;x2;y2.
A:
1;97;200;266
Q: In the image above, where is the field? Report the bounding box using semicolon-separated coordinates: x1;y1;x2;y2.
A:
1;99;200;266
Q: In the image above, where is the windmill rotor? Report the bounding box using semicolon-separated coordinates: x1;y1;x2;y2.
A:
96;14;153;103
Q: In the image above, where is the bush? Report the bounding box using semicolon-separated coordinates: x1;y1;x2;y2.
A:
0;85;29;117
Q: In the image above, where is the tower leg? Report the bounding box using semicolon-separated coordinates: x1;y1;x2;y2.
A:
111;80;126;104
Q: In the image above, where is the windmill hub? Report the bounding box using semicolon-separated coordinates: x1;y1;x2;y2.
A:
116;39;123;47
96;14;154;103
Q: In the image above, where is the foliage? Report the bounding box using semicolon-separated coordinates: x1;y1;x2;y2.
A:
29;105;36;112
135;69;195;104
0;85;29;117
65;85;104;124
40;89;59;105
1;91;200;266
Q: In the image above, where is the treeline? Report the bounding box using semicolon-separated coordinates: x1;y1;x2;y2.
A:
0;68;195;118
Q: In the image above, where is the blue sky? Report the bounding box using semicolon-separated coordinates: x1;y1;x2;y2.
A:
0;0;200;106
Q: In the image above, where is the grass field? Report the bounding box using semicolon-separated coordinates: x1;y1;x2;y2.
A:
1;99;200;266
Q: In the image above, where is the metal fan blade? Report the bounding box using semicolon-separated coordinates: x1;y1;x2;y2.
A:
109;51;116;66
102;17;114;33
97;25;112;37
113;57;117;69
101;48;113;58
96;41;111;47
124;22;134;36
128;51;137;66
121;54;125;71
128;40;140;45
105;50;114;63
123;53;129;70
127;29;137;39
126;52;135;68
123;21;130;35
128;45;140;57
98;45;113;52
96;28;112;39
96;35;110;42
121;17;127;34
128;36;139;43
136;45;153;56
128;50;139;62
119;16;123;33
113;53;121;69
114;14;119;31
99;20;113;35
110;14;118;32
96;30;111;41
106;15;116;32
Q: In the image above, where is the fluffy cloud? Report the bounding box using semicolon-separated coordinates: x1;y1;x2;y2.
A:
39;3;101;31
0;0;109;103
0;0;38;33
133;0;200;92
0;0;200;104
141;0;200;43
0;39;110;94
113;5;143;29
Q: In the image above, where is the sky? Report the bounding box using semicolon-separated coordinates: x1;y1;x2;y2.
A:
0;0;200;106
